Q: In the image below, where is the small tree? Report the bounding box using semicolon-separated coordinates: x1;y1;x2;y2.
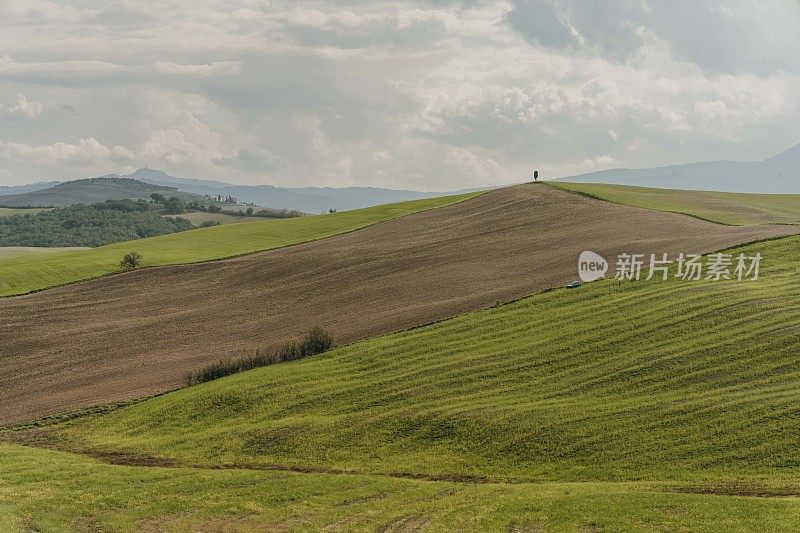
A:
246;207;254;216
120;251;142;270
150;193;166;203
164;196;187;214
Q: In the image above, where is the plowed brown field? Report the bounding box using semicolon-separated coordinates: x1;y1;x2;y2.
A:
1;184;796;424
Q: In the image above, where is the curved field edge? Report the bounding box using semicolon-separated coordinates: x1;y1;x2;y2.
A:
46;234;800;485
0;192;483;297
549;182;800;226
1;444;800;532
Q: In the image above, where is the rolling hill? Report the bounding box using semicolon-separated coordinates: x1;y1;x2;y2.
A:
48;236;800;482
0;193;478;297
67;234;800;482
0;184;793;424
557;142;800;193
2;233;800;530
551;182;800;225
0;181;59;196
0;177;199;207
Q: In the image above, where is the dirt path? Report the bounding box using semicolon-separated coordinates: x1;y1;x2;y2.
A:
0;184;795;424
5;429;799;496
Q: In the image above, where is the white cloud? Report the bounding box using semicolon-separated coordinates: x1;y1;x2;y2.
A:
154;61;242;77
141;112;227;165
506;0;800;75
287;113;354;183
0;55;125;75
1;94;44;118
0;1;798;188
0;138;134;165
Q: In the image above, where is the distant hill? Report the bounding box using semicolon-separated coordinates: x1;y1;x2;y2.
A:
557;143;800;193
130;168;482;213
0;176;200;207
0;181;60;196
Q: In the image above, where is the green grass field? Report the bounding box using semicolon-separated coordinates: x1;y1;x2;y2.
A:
0;247;88;260
3;234;799;530
2;444;798;532
166;211;254;225
551;182;800;225
0;207;50;217
0;193;479;297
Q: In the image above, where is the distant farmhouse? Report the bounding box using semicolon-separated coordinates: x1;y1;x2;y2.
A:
204;193;241;204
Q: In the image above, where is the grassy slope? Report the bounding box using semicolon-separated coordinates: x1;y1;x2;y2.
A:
551;182;800;225
0;234;788;530
0;193;479;297
67;236;800;483
3;444;799;532
167;211;253;225
0;247;88;260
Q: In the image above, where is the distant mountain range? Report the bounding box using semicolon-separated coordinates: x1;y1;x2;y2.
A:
557;143;800;193
129;168;479;213
0;168;481;212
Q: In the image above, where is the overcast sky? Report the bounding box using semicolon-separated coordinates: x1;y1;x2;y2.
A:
1;1;799;190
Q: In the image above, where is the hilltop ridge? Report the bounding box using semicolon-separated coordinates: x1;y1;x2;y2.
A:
0;176;197;207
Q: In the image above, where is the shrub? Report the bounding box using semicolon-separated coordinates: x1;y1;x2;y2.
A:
187;327;335;385
276;340;300;362
253;208;303;219
199;220;221;228
190;359;238;383
120;251;142;270
299;326;335;356
164;196;186;214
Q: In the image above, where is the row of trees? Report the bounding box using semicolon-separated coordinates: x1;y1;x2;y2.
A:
227;206;303;219
151;193;304;219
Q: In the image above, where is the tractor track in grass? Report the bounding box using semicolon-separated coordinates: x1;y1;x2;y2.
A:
5;428;800;497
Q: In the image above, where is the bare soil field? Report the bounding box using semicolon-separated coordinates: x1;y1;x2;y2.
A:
0;184;796;424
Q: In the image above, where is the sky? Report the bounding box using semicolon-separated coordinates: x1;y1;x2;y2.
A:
0;1;799;190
